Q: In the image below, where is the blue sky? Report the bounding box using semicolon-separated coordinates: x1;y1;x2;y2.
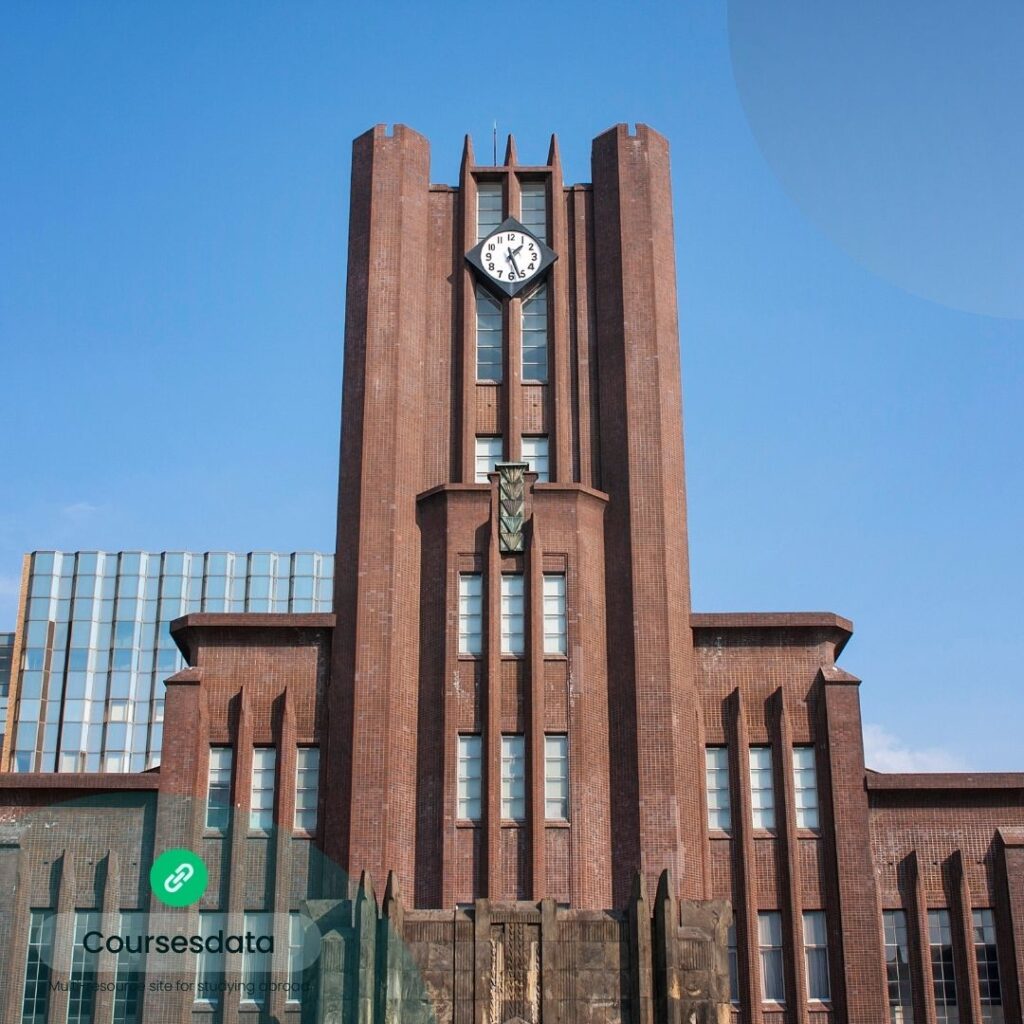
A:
1;2;1021;771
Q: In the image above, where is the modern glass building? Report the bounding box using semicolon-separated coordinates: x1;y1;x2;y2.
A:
4;551;333;773
0;632;13;757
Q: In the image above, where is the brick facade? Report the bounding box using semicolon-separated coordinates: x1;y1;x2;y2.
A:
0;124;1021;1023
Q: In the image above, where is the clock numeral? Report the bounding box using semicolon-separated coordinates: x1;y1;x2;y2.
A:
528;263;535;271
487;243;495;252
487;262;495;271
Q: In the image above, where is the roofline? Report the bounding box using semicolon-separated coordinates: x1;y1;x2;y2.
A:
690;612;854;656
866;771;1024;792
170;612;335;663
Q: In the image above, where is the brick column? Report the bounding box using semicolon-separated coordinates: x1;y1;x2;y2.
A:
592;123;704;904
818;667;889;1022
328;124;431;899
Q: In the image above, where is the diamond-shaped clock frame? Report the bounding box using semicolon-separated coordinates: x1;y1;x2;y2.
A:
465;217;557;299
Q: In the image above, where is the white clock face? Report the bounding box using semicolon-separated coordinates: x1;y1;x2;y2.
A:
479;229;542;285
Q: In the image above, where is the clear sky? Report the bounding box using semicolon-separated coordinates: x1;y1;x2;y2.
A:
2;2;1021;771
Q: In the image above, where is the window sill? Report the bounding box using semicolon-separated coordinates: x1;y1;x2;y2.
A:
292;829;317;839
203;829;228;839
192;1001;218;1013
797;828;822;838
500;820;527;828
476;379;502;386
545;819;570;829
455;819;482;828
752;829;778;838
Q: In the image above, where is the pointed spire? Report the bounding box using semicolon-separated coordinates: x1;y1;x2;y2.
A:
631;868;649;907
461;133;475;172
504;133;518;166
547;133;561;169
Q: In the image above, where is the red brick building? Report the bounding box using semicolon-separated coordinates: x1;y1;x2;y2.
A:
0;123;1022;1024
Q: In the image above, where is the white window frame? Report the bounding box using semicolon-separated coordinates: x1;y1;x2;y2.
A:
500;574;525;656
749;745;776;831
519;181;547;242
521;284;549;382
294;747;320;832
542;574;566;654
457;734;482;821
758;910;785;1004
884;909;914;1023
475;287;503;382
522;435;550;482
249;747;276;832
793;746;820;830
705;746;732;831
475;436;503;483
206;746;233;832
544;734;569;819
501;734;526;820
929;909;960;1024
458;574;483;656
241;911;273;1005
803;910;831;1002
477;181;503;241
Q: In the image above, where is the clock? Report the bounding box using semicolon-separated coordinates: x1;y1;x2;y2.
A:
465;216;557;298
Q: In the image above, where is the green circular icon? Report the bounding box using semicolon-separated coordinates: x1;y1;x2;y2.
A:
150;848;208;907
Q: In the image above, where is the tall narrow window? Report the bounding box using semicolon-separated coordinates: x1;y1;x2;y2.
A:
501;575;525;655
294;747;320;832
195;911;226;1006
542;574;566;654
477;181;503;240
758;911;785;1003
68;911;101;1024
459;574;484;655
242;912;273;1005
929;909;959;1024
803;911;831;1002
792;746;820;829
113;911;146;1024
520;181;547;241
973;909;1004;1023
522;284;548;381
250;747;277;832
884;909;914;1024
749;746;776;830
288;913;313;1002
21;910;55;1024
705;746;732;831
457;734;482;820
475;436;503;482
522;436;550;482
206;746;232;831
501;734;526;820
544;734;569;819
727;921;740;1004
476;287;503;381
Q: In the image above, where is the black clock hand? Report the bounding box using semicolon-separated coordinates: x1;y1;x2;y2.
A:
506;247;521;276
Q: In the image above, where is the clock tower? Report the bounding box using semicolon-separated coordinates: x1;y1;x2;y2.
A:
325;123;708;912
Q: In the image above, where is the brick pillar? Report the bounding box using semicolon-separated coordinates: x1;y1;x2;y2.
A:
818;666;889;1022
327;124;431;899
996;830;1024;1023
591;123;704;905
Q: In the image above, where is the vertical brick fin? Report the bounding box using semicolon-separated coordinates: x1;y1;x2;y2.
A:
458;134;478;483
527;517;546;898
730;688;764;1024
950;849;983;1024
329;124;431;900
907;850;939;1023
93;850;121;1024
547;136;573;484
819;669;889;1021
49;851;77;1024
995;831;1024;1022
592;123;703;905
774;690;809;1024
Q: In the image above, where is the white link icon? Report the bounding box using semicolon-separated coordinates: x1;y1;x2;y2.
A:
163;862;195;894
